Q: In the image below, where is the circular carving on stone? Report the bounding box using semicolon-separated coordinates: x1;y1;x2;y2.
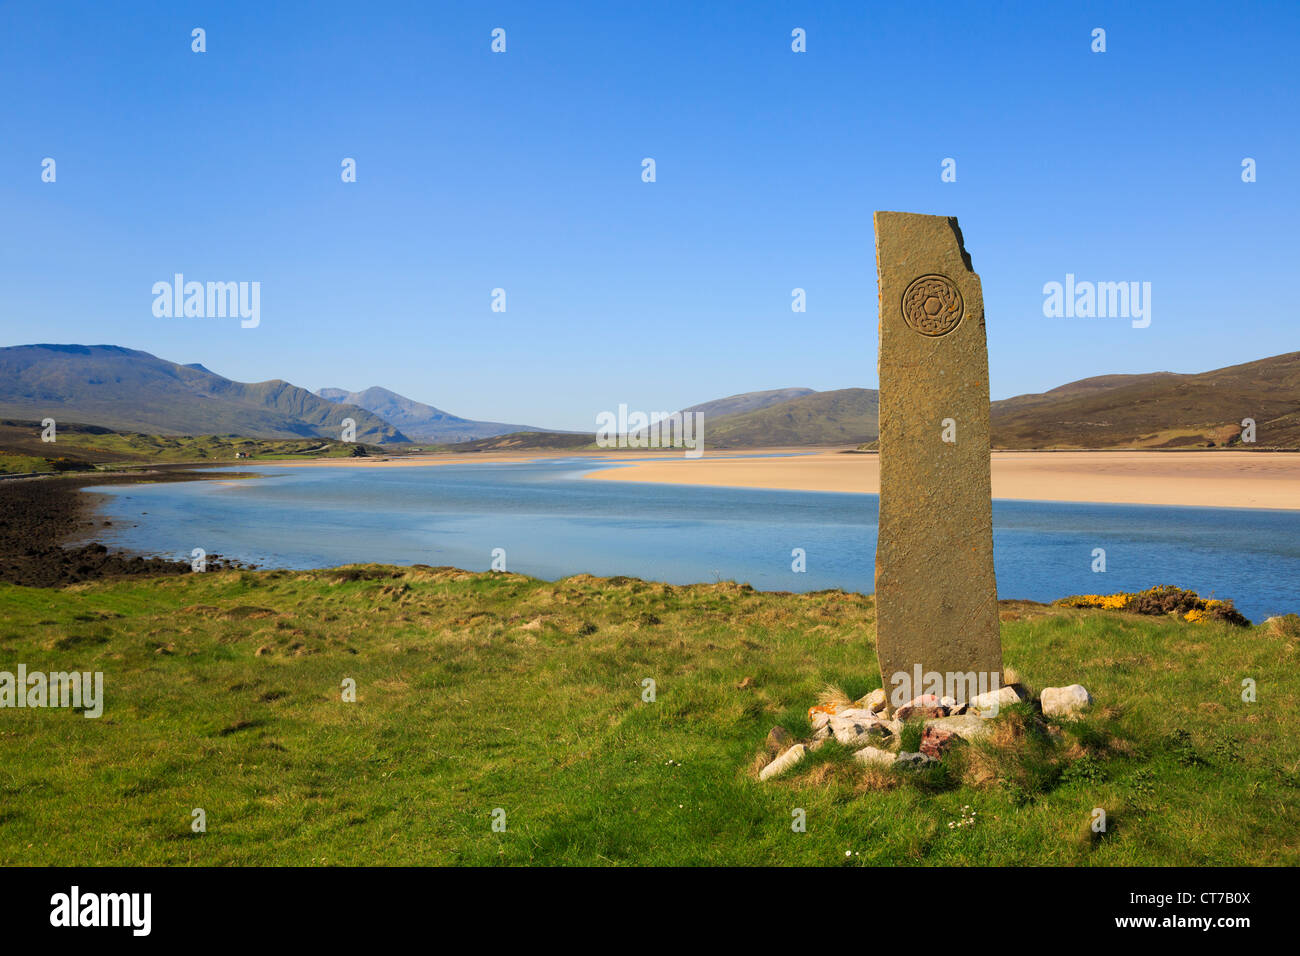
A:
902;274;963;336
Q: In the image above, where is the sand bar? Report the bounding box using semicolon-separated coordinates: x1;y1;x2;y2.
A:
585;450;1300;511
247;447;1300;511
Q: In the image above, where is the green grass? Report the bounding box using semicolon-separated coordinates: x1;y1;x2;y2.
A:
0;453;54;475
0;430;382;472
0;568;1295;865
58;432;374;464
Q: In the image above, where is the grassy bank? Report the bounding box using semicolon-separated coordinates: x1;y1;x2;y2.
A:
0;568;1296;865
0;421;382;473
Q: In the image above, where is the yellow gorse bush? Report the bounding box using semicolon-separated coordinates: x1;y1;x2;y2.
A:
1058;593;1132;610
1054;586;1248;626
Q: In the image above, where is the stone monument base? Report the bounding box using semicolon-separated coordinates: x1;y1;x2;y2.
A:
754;680;1093;781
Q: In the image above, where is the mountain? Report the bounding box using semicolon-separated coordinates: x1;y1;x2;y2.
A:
5;344;1295;452
680;388;816;420
0;345;407;443
627;388;820;446
404;387;855;451
314;386;549;444
988;352;1300;448
696;354;1300;449
704;388;880;447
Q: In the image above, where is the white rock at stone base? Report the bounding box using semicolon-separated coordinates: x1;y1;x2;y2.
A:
760;743;807;780
829;713;893;747
830;707;879;723
854;746;897;768
857;688;888;714
968;685;1024;716
1041;684;1092;719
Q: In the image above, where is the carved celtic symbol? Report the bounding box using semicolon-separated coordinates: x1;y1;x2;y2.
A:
902;275;963;336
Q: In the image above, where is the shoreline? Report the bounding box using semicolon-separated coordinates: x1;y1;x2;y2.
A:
105;446;1300;511
0;469;249;587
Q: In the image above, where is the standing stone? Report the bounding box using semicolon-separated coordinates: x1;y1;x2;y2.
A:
873;211;1002;712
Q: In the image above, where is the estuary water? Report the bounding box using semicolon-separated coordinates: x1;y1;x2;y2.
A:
83;458;1300;622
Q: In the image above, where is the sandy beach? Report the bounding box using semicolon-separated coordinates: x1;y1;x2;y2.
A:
260;447;1300;511
584;450;1300;511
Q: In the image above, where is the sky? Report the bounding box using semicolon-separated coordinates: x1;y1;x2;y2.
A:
1;0;1296;432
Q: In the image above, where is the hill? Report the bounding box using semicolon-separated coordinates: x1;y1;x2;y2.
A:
704;388;880;447
680;387;816;419
316;385;548;443
989;352;1300;448
713;353;1300;450
0;345;407;444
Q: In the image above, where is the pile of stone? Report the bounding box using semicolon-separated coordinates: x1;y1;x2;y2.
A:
757;683;1092;781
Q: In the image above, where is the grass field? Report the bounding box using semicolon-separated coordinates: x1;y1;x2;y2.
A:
0;568;1296;866
0;427;379;474
0;454;54;475
47;432;371;463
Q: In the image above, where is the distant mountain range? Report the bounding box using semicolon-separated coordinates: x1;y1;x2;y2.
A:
315;386;549;444
472;352;1300;450
0;345;406;444
0;345;566;446
2;345;1296;450
688;352;1300;448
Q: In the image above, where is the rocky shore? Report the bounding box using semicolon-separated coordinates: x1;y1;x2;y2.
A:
0;469;244;587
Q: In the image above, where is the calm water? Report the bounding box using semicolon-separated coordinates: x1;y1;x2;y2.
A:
82;458;1300;622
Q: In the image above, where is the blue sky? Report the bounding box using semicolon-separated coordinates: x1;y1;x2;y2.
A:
1;0;1296;431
